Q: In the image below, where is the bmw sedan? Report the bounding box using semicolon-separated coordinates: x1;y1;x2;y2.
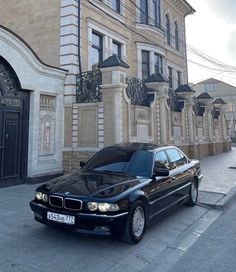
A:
30;143;203;243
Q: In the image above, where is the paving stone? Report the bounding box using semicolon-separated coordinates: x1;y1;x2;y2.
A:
119;254;150;271
141;248;184;272
172;231;201;251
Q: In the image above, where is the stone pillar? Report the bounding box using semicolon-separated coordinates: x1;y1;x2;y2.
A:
185;96;195;143
98;56;129;146
60;0;79;105
145;76;169;144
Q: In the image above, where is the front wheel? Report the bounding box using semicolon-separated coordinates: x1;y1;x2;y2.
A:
121;201;146;244
187;180;198;206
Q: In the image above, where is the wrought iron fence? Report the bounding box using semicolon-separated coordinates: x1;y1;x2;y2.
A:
126;77;154;107
193;97;205;116
167;89;184;112
76;69;102;103
211;106;220;119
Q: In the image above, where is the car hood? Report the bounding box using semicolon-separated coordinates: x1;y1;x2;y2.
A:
40;171;143;199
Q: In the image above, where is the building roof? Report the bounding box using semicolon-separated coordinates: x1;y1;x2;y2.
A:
97;55;129;69
195;78;236;89
197;92;213;99
144;73;169;83
213;98;226;105
183;0;196;15
175;84;195;93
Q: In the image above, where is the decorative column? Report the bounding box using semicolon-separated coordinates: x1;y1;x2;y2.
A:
197;93;214;142
145;74;169;144
175;85;196;144
60;0;79;105
98;56;129;146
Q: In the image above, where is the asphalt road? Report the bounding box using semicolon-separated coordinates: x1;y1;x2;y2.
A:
168;201;236;272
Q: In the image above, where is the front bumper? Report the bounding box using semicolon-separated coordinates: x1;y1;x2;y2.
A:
30;201;128;237
198;174;203;185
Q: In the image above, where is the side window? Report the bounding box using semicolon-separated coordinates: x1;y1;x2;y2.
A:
165;149;184;169
178;151;188;165
155;151;169;169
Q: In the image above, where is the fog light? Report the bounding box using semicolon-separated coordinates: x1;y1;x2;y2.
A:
34;212;43;220
94;226;110;232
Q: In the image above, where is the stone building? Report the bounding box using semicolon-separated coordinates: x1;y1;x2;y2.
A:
0;0;230;186
193;78;236;140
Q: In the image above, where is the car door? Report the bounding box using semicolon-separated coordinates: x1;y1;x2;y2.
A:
165;148;192;204
148;150;174;220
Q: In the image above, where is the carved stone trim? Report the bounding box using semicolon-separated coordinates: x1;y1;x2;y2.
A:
40;95;56;111
38;115;56;156
0;59;18;97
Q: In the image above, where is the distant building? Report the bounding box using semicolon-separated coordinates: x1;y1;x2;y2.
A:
193;78;236;139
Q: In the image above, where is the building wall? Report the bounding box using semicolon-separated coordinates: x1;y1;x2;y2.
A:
0;0;61;67
81;0;191;85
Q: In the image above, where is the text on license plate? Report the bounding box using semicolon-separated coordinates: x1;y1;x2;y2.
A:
47;211;75;225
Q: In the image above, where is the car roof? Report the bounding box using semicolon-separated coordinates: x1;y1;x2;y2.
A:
108;143;176;152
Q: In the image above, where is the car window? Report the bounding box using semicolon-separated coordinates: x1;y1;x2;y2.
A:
178;150;188;165
155;151;169;169
83;147;153;177
165;148;185;169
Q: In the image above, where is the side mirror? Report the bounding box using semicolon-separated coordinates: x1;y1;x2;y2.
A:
80;161;86;168
153;168;169;177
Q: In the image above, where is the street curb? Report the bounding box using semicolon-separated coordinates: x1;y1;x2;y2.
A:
198;186;236;210
141;209;222;272
215;186;236;210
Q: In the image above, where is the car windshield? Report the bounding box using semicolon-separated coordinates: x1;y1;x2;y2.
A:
83;147;153;177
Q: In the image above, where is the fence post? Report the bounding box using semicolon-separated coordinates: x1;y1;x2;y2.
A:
145;75;169;144
98;56;129;146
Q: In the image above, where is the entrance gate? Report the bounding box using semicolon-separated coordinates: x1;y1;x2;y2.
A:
0;57;29;187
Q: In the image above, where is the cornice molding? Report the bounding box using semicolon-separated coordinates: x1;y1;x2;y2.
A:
167;0;195;17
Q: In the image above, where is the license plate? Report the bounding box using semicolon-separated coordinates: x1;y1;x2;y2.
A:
47;211;75;225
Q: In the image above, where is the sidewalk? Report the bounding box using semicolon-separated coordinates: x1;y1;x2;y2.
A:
0;149;235;272
198;146;236;209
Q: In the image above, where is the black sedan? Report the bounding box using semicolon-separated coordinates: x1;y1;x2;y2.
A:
30;143;203;243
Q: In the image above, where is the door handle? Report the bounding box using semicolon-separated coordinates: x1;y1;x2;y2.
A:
172;176;176;181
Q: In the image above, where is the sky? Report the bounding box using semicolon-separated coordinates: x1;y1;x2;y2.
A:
185;0;236;86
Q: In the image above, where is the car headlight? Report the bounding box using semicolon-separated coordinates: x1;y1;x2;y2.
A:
41;194;48;202
35;192;48;202
35;192;43;200
87;202;98;211
87;202;119;212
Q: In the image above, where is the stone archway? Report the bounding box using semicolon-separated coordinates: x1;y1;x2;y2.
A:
0;57;29;186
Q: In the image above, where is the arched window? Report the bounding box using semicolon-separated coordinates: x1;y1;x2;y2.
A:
175;21;179;50
166;14;171;45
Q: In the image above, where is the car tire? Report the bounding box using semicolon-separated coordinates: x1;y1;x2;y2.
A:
187;180;198;206
121;200;146;244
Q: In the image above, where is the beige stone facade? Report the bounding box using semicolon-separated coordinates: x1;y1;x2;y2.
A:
0;0;61;67
0;0;231;184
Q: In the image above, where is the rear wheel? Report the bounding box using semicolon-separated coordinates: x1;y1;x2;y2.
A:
121;200;146;244
187;180;198;206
